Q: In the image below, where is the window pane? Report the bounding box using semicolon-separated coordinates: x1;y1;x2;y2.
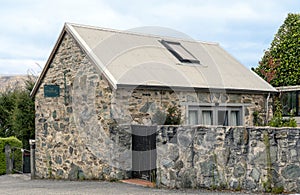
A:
218;110;228;126
169;43;196;61
281;92;289;115
161;40;199;63
282;92;297;116
298;93;300;116
188;110;198;125
202;111;212;125
230;111;240;126
291;92;297;114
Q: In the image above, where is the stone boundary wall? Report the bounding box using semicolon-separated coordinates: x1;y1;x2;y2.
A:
156;126;300;193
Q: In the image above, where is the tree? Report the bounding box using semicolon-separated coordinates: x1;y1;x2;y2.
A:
0;76;35;149
9;90;35;149
0;92;17;137
253;13;300;87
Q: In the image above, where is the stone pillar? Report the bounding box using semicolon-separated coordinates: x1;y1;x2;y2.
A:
29;139;36;179
5;145;12;174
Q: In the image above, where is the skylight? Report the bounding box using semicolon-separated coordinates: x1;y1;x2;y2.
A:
160;40;200;64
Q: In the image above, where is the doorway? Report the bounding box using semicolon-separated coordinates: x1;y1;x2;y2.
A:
131;125;156;182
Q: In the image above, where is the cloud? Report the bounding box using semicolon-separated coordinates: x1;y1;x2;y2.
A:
0;59;44;75
0;0;141;75
0;0;299;74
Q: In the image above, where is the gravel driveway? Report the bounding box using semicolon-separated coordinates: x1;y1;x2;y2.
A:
0;174;264;195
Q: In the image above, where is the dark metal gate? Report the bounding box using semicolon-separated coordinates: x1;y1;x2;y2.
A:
132;125;156;182
23;151;31;173
5;146;31;174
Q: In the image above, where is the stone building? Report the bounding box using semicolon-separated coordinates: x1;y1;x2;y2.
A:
30;23;277;181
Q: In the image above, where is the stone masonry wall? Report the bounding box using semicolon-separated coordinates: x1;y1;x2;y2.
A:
114;88;269;126
34;32;129;180
156;126;300;193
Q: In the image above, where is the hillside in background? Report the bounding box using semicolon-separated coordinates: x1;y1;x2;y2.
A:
0;75;29;93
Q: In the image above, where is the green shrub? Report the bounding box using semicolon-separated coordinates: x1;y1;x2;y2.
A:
0;137;22;175
272;186;284;194
253;110;264;126
152;105;181;125
269;99;297;127
164;105;181;125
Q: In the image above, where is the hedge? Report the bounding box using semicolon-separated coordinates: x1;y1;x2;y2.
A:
0;137;22;175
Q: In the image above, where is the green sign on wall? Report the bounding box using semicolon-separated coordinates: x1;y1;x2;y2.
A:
44;85;60;97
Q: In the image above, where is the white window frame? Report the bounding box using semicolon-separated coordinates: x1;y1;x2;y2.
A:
187;105;243;126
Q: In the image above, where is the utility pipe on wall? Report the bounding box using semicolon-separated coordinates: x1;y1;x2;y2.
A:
266;93;270;125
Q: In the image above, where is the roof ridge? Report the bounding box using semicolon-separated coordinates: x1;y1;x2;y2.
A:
65;22;219;45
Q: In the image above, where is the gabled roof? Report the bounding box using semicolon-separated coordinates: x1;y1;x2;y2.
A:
31;23;277;96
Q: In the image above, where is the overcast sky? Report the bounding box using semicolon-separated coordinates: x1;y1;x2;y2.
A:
0;0;299;75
